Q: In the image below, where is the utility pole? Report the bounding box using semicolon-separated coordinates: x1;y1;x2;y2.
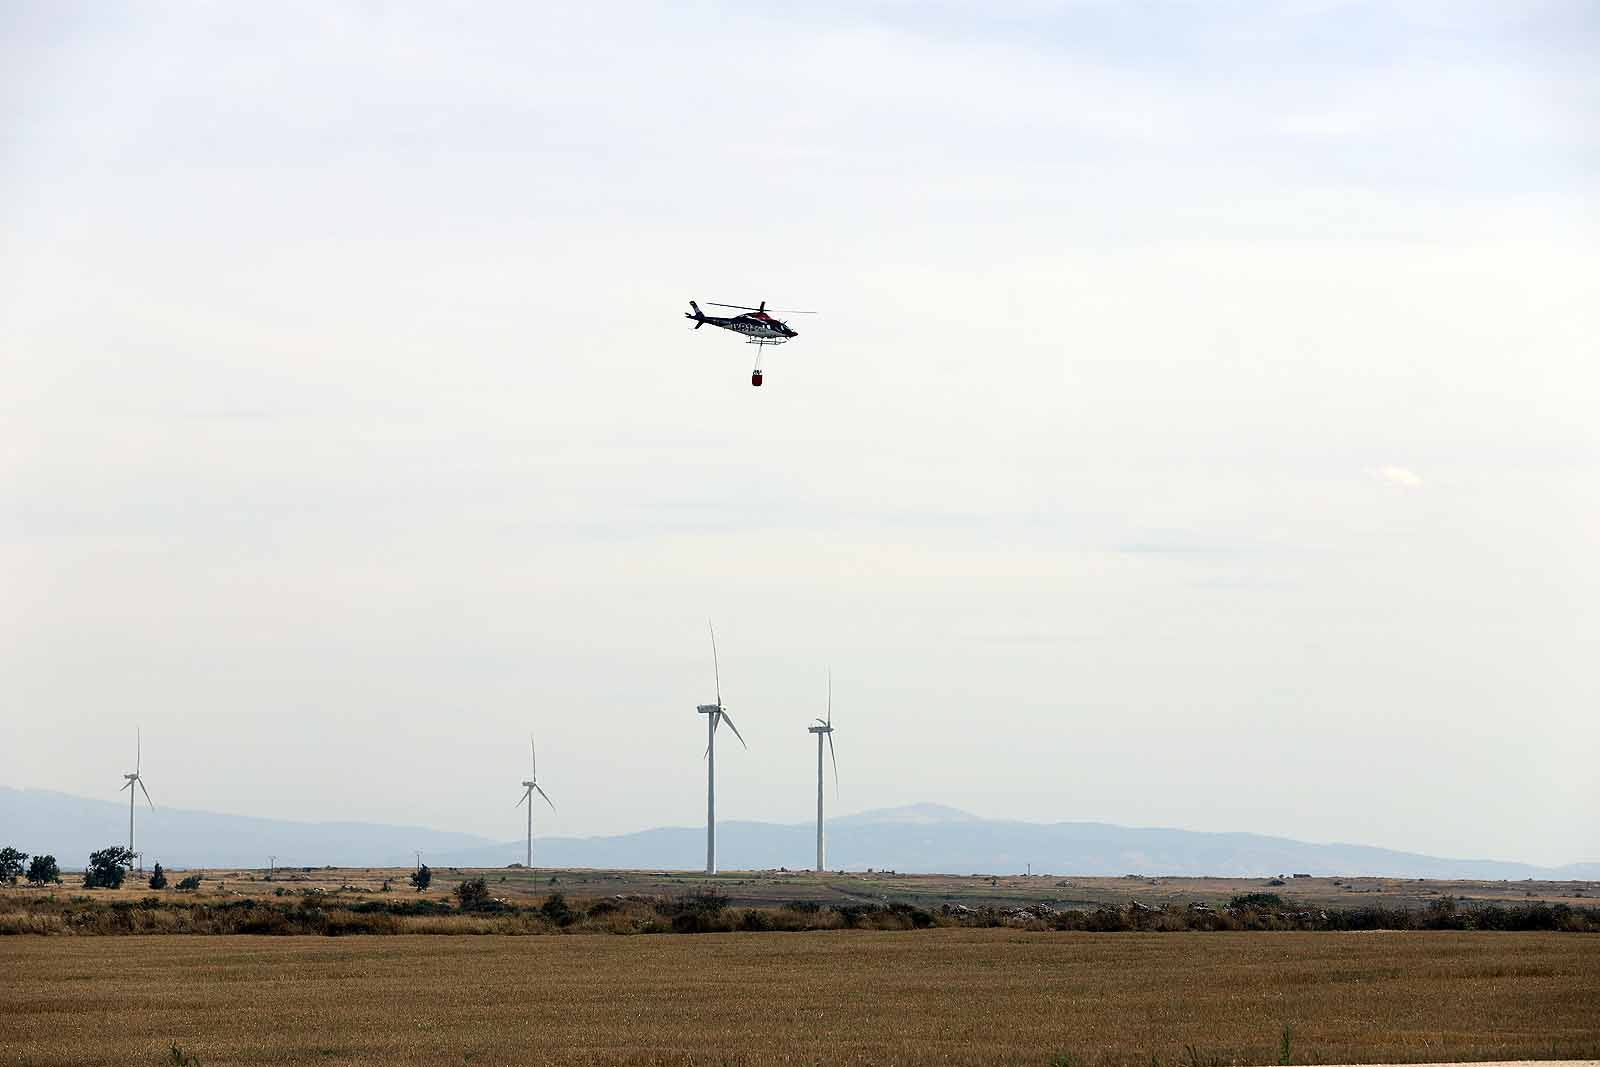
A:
268;855;277;878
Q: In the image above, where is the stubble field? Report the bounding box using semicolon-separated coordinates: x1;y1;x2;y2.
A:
3;931;1597;1066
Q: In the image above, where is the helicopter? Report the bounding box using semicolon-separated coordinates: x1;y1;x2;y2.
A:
685;300;815;386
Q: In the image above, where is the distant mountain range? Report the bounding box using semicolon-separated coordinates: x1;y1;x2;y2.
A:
3;788;1595;880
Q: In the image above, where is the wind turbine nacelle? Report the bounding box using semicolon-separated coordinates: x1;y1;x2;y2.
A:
696;704;721;714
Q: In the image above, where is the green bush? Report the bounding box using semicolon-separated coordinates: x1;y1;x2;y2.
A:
671;911;715;933
658;890;729;920
347;898;453;917
888;902;936;928
836;904;882;929
455;877;492;910
540;892;577;927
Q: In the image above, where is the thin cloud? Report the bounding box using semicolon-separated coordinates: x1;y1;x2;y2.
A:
1375;465;1424;488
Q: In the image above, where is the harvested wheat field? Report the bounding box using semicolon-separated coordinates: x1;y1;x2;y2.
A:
3;931;1597;1066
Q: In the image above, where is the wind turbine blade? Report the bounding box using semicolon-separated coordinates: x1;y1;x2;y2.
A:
827;668;832;727
138;778;154;809
120;779;134;791
136;728;142;775
531;736;537;778
516;789;529;807
827;732;839;798
708;619;722;707
535;784;556;812
718;710;748;750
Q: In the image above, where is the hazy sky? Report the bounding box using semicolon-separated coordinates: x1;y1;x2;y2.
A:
4;2;1596;867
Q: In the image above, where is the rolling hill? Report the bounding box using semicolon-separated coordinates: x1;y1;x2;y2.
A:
3;788;1594;879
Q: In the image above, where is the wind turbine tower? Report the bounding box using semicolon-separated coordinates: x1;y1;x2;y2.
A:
697;621;747;875
120;729;154;872
807;672;838;872
516;736;556;868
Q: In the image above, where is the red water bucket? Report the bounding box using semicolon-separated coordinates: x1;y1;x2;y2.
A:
751;371;763;386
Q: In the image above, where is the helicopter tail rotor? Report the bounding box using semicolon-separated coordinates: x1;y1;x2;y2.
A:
687;300;705;328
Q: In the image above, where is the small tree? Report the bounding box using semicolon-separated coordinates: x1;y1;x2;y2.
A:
148;863;168;890
0;847;28;884
455;876;490;910
84;846;135;889
175;874;203;892
26;854;61;886
409;864;432;892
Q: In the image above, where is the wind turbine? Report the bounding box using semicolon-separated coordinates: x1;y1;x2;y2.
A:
120;729;154;872
696;620;747;875
516;736;556;868
807;671;839;873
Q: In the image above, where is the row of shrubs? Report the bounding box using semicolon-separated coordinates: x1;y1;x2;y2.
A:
2;885;1594;937
0;886;936;937
966;896;1599;933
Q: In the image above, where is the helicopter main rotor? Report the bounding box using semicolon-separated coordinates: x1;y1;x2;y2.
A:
704;301;817;315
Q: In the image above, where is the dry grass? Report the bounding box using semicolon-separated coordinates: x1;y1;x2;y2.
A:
25;866;1593;912
2;931;1596;1066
